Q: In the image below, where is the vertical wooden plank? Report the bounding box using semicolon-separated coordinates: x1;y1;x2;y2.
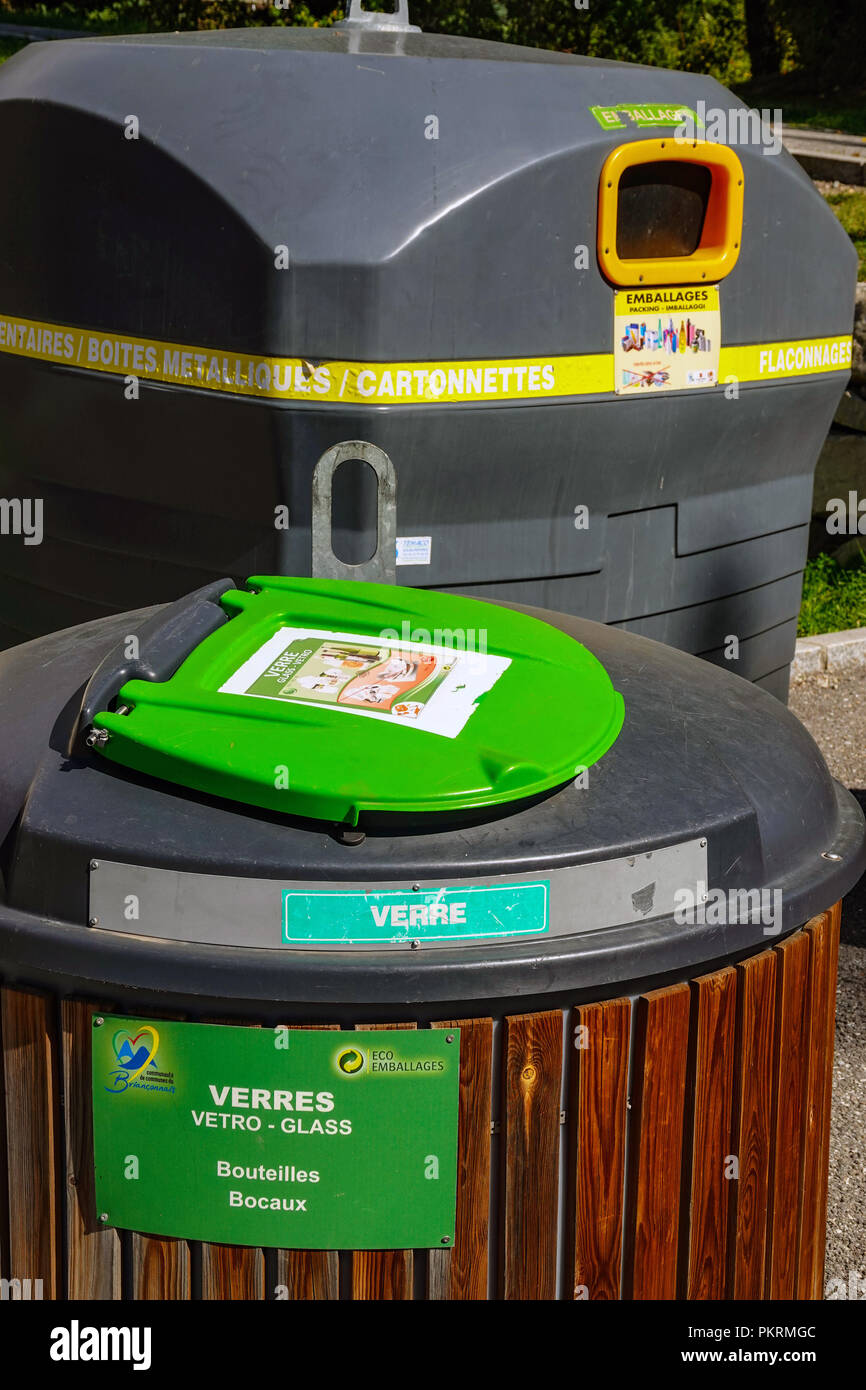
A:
797;904;841;1299
765;930;811;1298
275;1248;339;1302
796;912;831;1298
623;982;690;1301
130;1231;191;1299
275;1024;339;1302
351;1022;415;1301
201;1243;265;1300
815;903;841;1296
428;1017;493;1301
571;998;630;1301
1;987;59;1297
62;1000;121;1299
200;1015;264;1301
683;967;737;1300
502;1009;563;1301
727;948;777;1299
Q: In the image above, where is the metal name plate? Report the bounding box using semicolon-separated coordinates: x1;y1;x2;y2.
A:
87;838;708;950
282;881;549;944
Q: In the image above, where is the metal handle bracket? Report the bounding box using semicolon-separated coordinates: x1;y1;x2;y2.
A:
339;1;420;32
311;441;397;584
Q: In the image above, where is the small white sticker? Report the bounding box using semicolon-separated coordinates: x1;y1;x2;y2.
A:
396;535;432;566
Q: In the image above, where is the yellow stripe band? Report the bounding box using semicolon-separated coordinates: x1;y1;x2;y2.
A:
0;313;852;404
720;336;853;382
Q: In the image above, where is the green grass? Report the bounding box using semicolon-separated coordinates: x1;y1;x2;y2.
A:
0;4;136;62
0;4;337;47
799;553;866;637
821;186;866;280
0;4;148;32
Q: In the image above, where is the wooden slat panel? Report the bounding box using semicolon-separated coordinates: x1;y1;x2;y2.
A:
130;1232;191;1299
502;1009;563;1301
351;1022;415;1301
728;948;777;1298
200;1015;264;1301
766;930;811;1298
683;967;737;1300
1;987;59;1297
275;1248;339;1302
352;1245;413;1301
61;1001;121;1299
571;998;630;1301
815;903;841;1296
201;1243;265;1300
275;1023;339;1302
428;1017;493;1301
797;905;841;1299
623;983;690;1300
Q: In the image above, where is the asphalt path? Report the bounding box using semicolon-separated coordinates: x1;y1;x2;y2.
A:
790;671;866;1296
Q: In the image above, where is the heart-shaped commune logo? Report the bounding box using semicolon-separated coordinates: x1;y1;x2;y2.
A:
111;1026;160;1082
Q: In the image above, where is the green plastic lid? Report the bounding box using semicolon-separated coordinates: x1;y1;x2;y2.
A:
94;578;625;825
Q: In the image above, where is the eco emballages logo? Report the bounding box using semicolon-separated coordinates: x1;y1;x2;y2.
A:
336;1047;366;1076
334;1043;447;1077
105;1023;176;1096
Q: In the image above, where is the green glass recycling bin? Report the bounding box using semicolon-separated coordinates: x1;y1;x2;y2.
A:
0;578;862;1299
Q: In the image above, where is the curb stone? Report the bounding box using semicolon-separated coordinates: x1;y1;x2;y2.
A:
793;627;866;679
779;125;866;186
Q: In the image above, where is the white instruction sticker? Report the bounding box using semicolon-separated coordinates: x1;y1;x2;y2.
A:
219;626;510;739
396;536;432;566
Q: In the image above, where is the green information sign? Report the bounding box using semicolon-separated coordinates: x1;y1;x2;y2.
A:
92;1018;460;1250
282;880;549;944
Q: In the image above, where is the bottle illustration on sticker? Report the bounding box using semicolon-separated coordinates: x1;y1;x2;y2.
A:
613;286;721;394
218;627;512;739
248;640;450;717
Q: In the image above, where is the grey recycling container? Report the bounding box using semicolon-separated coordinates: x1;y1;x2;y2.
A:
0;3;857;699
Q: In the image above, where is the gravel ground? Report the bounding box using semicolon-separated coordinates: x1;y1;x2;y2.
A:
789;671;866;1296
